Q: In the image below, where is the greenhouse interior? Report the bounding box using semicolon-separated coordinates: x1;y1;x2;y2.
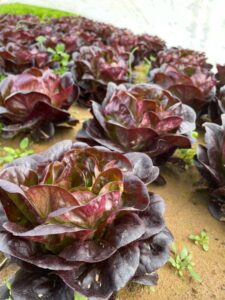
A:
0;1;224;299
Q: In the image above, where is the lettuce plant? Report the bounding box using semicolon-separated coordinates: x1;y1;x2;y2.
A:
47;43;70;75
0;140;172;299
77;82;196;165
156;47;212;69
194;115;225;221
108;30;165;65
149;64;217;114
0;44;49;74
73;45;128;105
135;34;166;64
0;67;79;140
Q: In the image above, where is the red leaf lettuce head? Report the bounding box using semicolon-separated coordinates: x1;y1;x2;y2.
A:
0;15;40;47
77;82;196;165
73;45;128;105
0;67;79;140
194;115;225;221
0;43;49;74
108;30;165;65
155;47;212;69
0;140;172;299
107;28;138;53
135;34;166;63
149;63;217;113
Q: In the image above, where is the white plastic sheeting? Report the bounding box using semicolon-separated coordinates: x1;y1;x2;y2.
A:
1;0;225;65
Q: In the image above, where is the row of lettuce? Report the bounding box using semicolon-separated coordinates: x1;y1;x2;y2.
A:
0;14;224;300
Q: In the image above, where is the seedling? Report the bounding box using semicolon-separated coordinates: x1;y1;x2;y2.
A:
134;59;151;84
148;286;156;292
0;137;34;165
169;242;202;283
189;230;209;251
191;131;199;139
133;55;156;84
144;55;156;70
74;292;87;300
47;43;70;75
35;35;47;49
35;35;47;44
175;131;198;168
0;73;6;82
176;148;196;168
4;280;13;300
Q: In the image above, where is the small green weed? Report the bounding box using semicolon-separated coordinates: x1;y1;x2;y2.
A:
0;137;34;165
47;43;70;75
169;242;202;283
4;280;13;300
148;286;156;292
0;73;6;82
175;131;199;168
189;230;209;252
74;292;87;300
176;148;196;168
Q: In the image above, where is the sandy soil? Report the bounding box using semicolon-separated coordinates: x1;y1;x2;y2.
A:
0;105;224;300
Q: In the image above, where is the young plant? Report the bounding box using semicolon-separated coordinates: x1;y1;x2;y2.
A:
0;73;6;82
148;286;156;292
74;292;87;300
169;242;202;282
0;137;34;165
176;148;196;168
133;56;154;84
189;230;209;251
47;43;70;75
175;131;198;168
35;35;47;50
4;281;13;300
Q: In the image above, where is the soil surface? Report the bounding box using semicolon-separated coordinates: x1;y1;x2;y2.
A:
0;105;225;300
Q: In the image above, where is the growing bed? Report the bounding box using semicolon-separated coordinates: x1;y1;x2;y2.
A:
0;3;224;300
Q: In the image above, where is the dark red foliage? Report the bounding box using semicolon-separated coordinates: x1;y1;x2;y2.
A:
77;82;196;165
155;47;212;69
0;14;166;78
194;115;225;221
0;68;79;140
73;45;129;105
149;64;217;114
0;141;172;299
0;44;49;74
